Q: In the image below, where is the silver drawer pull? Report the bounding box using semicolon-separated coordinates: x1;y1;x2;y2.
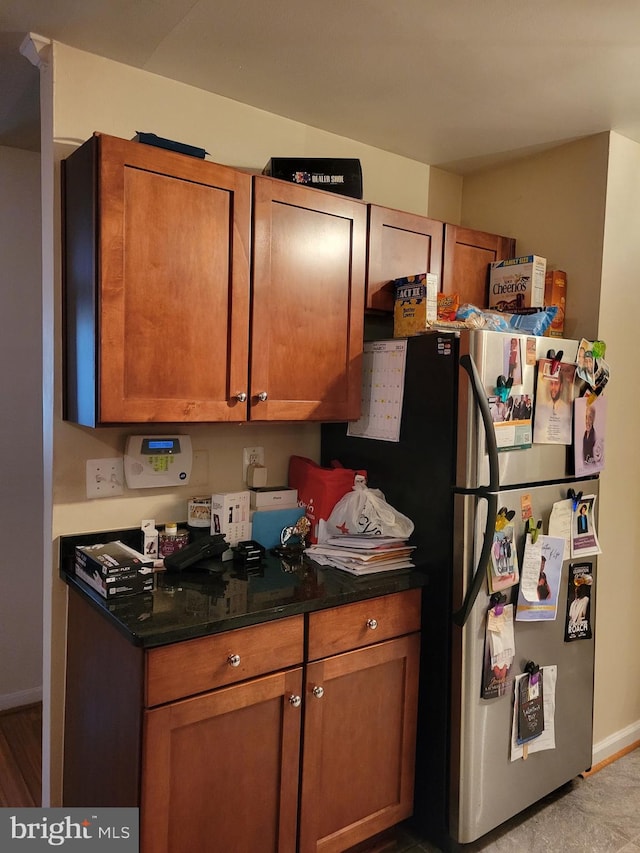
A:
235;392;247;403
312;685;324;699
257;391;268;402
366;618;378;630
227;654;241;667
289;694;302;708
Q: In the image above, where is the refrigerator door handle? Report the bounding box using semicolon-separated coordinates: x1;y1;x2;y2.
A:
452;354;501;627
452;491;498;627
459;354;500;492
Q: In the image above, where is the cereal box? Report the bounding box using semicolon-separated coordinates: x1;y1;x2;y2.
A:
489;255;546;312
543;270;567;338
393;273;438;337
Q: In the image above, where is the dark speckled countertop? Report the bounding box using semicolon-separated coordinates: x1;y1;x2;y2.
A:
59;527;429;648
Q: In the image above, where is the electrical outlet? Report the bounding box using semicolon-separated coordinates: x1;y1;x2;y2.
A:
86;458;125;499
242;446;264;482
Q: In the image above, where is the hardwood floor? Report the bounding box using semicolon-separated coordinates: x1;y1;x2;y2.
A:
0;703;42;807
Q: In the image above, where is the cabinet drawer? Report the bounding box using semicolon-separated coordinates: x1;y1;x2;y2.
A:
145;615;304;706
307;589;421;661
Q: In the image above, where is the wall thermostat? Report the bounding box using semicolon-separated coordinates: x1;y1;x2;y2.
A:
124;435;193;489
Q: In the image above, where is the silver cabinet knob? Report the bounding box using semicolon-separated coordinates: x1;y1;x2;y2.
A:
257;391;268;402
227;654;241;667
289;694;302;708
235;392;247;403
312;685;324;699
366;618;378;630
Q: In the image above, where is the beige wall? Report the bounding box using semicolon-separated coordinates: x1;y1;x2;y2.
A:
44;42;437;803
460;134;609;342
459;134;640;761
0;146;43;709
593;131;640;755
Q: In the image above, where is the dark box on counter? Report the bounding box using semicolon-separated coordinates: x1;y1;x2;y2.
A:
75;540;154;598
75;540;153;575
75;562;155;599
262;157;363;199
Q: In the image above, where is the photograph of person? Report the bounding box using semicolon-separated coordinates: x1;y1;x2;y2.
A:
573;394;607;476
576;503;589;534
504;336;522;385
537;555;551;600
583;404;596;463
569;582;590;626
532;359;576;445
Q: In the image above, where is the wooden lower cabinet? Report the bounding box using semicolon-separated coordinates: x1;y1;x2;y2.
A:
141;668;303;853
299;634;420;853
64;588;421;853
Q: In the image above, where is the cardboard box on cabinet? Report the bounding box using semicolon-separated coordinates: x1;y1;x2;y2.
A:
263;157;363;199
489;255;546;312
544;270;567;337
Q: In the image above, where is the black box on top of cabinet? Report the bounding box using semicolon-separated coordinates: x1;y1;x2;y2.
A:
263;157;363;199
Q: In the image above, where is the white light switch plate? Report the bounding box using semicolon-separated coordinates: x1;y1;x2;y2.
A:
86;458;125;499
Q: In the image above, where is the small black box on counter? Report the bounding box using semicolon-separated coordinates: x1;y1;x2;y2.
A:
263;157;363;199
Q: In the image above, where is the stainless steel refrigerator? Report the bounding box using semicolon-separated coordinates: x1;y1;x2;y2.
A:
321;327;598;849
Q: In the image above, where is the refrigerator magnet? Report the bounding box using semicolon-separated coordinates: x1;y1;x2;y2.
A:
532;359;576;445
570;495;602;558
516;534;564;621
564;562;594;642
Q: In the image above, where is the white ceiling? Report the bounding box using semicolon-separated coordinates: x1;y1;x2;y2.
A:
4;0;640;173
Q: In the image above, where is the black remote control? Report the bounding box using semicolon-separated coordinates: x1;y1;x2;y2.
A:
164;534;228;571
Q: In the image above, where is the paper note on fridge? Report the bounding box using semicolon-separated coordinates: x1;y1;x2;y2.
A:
511;666;557;761
516;534;564;621
549;498;573;562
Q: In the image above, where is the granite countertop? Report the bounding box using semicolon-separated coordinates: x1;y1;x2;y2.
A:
60;528;429;648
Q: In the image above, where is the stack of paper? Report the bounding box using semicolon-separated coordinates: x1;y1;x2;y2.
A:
305;535;415;576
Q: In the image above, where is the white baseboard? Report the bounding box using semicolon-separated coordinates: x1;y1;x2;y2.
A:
592;719;640;767
0;686;43;711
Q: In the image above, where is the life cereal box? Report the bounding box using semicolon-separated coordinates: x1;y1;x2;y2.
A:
393;273;438;337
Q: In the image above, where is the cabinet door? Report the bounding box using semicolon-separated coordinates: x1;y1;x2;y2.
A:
366;206;444;312
64;133;251;425
442;224;515;309
299;634;420;853
251;177;366;421
141;668;303;853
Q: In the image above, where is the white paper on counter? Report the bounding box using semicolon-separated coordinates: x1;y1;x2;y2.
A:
511;665;557;761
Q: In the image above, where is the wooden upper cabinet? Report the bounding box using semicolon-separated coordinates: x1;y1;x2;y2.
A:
63;133;251;425
250;177;366;422
442;224;515;309
366;206;444;312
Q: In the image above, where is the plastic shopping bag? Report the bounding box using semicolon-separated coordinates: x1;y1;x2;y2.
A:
321;478;414;541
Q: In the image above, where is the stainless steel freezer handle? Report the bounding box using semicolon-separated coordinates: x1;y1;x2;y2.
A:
452;355;501;627
459;354;499;492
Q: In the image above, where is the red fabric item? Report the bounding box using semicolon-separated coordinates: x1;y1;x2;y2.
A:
288;456;366;543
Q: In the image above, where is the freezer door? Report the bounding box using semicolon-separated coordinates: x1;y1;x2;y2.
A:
450;479;597;843
458;331;584;490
